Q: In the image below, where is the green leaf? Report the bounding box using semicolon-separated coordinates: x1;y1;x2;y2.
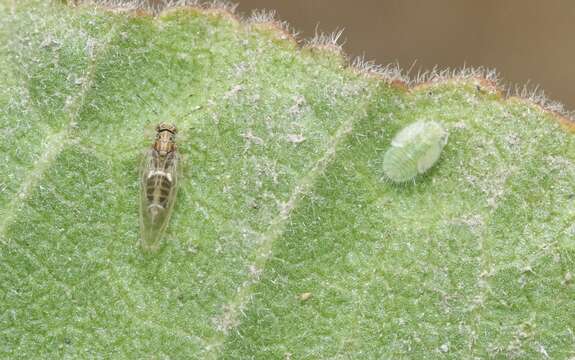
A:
1;1;574;358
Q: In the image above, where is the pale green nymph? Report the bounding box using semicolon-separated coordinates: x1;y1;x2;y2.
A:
382;120;448;183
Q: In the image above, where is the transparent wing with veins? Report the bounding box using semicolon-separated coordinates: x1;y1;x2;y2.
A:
139;148;179;251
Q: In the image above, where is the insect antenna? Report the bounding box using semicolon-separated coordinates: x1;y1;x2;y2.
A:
136;93;160;116
182;105;203;119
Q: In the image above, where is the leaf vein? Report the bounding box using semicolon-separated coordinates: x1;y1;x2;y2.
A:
206;101;365;354
0;24;120;244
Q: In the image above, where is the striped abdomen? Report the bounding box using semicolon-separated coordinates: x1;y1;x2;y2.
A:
146;168;173;215
140;148;179;251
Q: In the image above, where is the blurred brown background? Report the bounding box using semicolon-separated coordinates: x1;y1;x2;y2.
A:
236;0;575;110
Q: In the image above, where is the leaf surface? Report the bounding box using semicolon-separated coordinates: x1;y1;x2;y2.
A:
1;2;574;358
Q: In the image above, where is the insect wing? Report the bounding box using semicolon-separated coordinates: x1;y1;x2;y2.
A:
139;149;179;251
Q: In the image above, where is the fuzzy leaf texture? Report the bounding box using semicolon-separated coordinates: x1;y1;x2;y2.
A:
1;1;574;358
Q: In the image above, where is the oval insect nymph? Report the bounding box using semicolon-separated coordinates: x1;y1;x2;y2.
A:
140;123;180;251
382;120;448;183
